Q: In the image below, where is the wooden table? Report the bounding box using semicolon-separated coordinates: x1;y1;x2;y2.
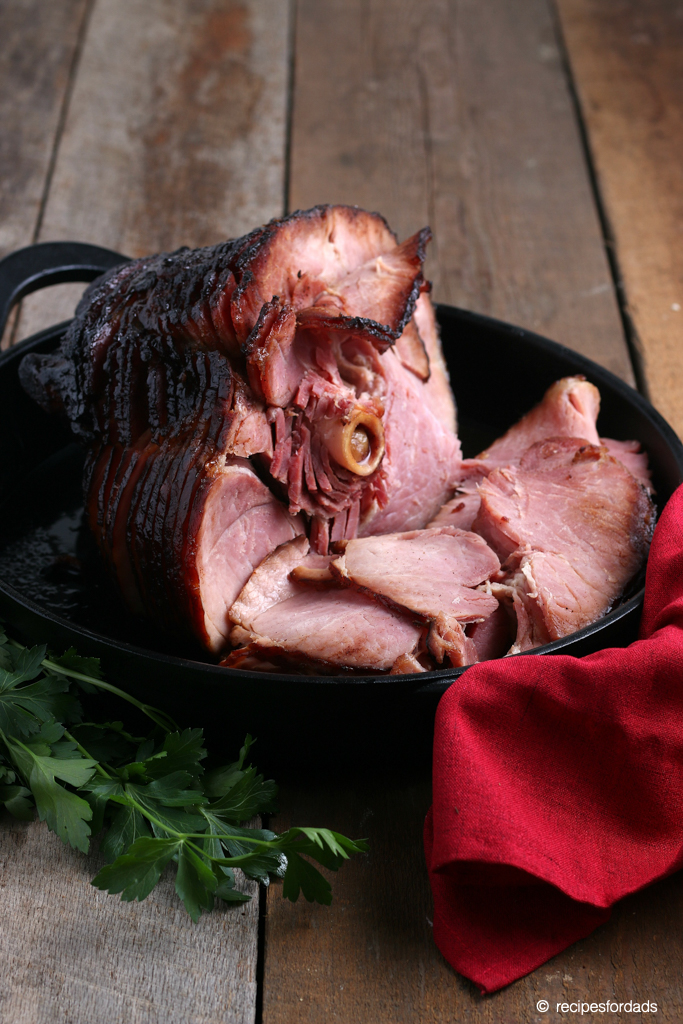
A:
2;1;683;1021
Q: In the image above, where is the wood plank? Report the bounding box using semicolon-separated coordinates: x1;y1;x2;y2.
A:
0;0;91;348
288;0;634;382
0;0;90;260
263;770;683;1022
0;818;259;1024
13;0;291;343
556;0;683;436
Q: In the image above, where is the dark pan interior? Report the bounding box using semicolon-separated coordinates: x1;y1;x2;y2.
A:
0;306;681;767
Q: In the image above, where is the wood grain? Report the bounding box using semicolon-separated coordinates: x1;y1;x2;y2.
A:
13;0;291;342
289;0;634;381
0;0;91;348
0;817;259;1024
263;770;683;1023
556;0;683;436
0;0;90;260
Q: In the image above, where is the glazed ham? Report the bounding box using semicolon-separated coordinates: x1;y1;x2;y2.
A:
20;205;460;654
474;438;655;652
18;203;655;671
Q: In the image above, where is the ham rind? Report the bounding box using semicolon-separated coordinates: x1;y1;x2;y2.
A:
331;527;499;623
229;538;422;671
474;437;656;651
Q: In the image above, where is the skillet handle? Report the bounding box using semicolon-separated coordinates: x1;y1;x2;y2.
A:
0;241;129;340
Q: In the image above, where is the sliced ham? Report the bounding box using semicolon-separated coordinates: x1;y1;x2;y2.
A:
429;375;652;532
331;527;499;623
467;602;515;662
228;537;423;671
196;462;303;650
357;349;461;535
427;615;479;668
600;437;652;491
477;377;601;469
474;437;656;651
18;203;653;672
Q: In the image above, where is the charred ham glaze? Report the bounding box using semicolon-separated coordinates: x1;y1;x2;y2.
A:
19;205;655;671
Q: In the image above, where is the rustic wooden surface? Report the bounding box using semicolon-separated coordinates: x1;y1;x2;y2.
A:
0;0;90;261
289;0;633;382
263;770;683;1023
0;819;259;1024
0;0;91;348
2;0;683;1021
12;0;291;343
556;0;683;438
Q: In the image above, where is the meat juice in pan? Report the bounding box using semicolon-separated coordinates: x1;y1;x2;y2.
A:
19;206;655;673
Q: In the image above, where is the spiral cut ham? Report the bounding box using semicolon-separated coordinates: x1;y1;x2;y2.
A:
19;203;655;669
19;205;462;657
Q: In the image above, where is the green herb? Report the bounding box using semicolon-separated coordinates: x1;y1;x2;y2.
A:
0;627;367;920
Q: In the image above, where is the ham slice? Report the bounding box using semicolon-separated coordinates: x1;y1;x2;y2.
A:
331;527;499;623
477;376;601;469
474;437;656;652
228;538;423;671
430;376;652;532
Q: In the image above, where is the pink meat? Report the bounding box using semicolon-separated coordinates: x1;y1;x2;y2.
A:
474;437;655;651
357;349;461;535
478;377;601;468
467;603;515;662
427;614;479;668
431;376;652;532
600;437;652;491
196;460;303;651
332;527;499;623
228;537;422;671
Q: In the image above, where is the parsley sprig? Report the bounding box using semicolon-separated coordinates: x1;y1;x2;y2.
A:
0;627;367;920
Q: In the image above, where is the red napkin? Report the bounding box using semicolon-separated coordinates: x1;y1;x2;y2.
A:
424;482;683;993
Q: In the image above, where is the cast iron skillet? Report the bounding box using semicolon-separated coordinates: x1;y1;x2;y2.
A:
1;242;682;766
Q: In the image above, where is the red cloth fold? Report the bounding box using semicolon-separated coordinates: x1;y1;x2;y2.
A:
425;482;683;993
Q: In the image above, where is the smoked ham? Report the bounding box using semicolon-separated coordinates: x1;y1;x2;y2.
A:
19;205;460;656
18;205;655;670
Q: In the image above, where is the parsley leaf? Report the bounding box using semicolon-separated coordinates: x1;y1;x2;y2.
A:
92;837;180;901
5;736;96;851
